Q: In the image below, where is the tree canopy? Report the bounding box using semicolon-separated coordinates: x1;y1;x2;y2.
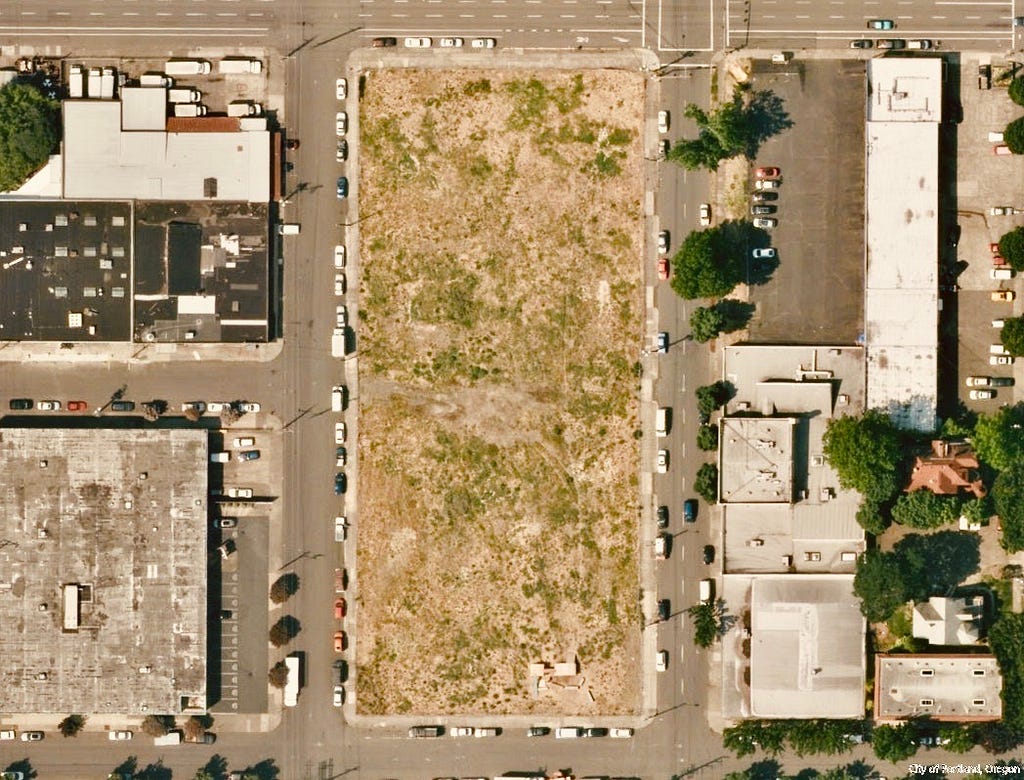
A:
973;403;1024;471
821;411;904;503
687;602;718;648
670;228;742;300
853;550;911;622
1000;227;1024;271
871;723;918;762
1011;77;1024;106
0;82;60;192
667;86;793;171
270;572;300;604
1002;317;1024;356
690;305;726;343
1006;116;1024;155
58;713;86;737
988;614;1024;730
695;462;719;503
890;490;961;529
994;460;1024;552
695;381;735;418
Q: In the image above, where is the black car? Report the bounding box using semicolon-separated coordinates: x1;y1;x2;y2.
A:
334;473;347;495
337;139;348;161
656;505;669;529
333;659;348;684
751;204;777;215
991;377;1016;387
336;177;349;199
110;400;136;412
751;192;778;203
8;398;32;410
703;545;715;565
527;726;550;737
372;36;398;47
850;39;873;49
683;498;698;523
583;728;608;738
948;224;962;247
979;64;992;90
657;598;671;621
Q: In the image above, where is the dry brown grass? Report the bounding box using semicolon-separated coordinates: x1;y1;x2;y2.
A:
355;68;645;715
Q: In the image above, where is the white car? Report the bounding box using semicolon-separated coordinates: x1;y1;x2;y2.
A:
656;449;669;474
990;206;1016;216
966;376;991;387
657;110;669;133
994;319;1006;328
439;37;464;47
0;730;15;740
754;178;781;190
334;245;346;269
333;685;345;707
335;422;347;444
335;273;346;296
610;727;634;738
405;37;432;47
450;727;473;737
992;355;1015;365
656;332;669;354
699;203;711;226
232;437;255;448
215;517;237;529
239;402;261;413
970;389;996;400
752;247;776;259
336;78;347;100
992;268;1016;280
207;401;228;413
336;305;348;328
226;487;254;499
36;400;60;411
657;230;669;253
753;217;778;229
656;650;668;672
336;111;347;136
20;732;42;741
108;731;133;741
471;37;496;48
180;401;205;413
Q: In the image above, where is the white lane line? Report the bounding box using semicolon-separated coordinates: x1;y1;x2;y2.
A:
560;13;576;17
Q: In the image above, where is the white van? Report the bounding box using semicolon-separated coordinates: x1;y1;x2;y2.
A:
140;72;173;87
991;344;1011;355
555;727;583;739
153;730;183;746
210;452;231;463
173;103;208;117
331;386;344;412
228;100;261;117
699;578;714;605
278;223;300;235
168;88;200;103
656;407;670;437
219;58;262;74
165;59;211;75
991;268;1016;280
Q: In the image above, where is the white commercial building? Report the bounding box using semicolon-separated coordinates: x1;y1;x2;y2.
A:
864;58;943;432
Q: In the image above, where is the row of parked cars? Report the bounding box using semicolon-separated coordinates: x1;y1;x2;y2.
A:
373;36;497;48
409;725;633;738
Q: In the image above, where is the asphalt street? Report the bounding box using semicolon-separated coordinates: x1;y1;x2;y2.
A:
0;0;1019;778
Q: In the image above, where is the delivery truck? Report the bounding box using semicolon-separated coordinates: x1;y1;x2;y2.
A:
656;407;670;437
283;655;301;707
87;67;101;98
332;329;346;358
68;65;83;98
173;103;208;117
168;88;200;103
140;72;173;87
100;67;115;99
165;59;211;75
153;730;183;746
219;57;262;74
227;100;262;117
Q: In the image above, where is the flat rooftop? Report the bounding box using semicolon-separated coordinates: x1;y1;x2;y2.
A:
875;654;1002;722
0;428;208;714
719;418;795;503
748;575;866;719
864;58;942;432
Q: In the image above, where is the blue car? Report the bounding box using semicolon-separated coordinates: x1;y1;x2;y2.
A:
334;472;347;495
683;498;698;523
336;177;348;199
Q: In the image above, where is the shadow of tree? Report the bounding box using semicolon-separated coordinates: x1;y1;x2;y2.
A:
137;760;172;780
239;758;279;780
742;89;795;158
715;299;757;333
5;760;36;779
110;756;138;779
749;760;783;780
202;754;229;780
894;530;980;600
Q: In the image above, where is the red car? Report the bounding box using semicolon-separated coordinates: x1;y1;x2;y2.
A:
66;401;87;411
755;166;781;179
334;598;346;619
333;630;346;652
657;257;670;280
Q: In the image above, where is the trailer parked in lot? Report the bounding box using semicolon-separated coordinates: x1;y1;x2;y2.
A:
69;65;83;98
165;59;211;75
219;57;262;74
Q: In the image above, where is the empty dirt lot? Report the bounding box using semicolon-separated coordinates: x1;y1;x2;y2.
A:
355;68;645;715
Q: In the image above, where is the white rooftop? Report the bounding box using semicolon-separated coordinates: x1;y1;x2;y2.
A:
62;99;269;202
864;58;942;432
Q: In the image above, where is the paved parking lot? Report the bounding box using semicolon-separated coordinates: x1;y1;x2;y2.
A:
951;54;1024;413
744;58;866;344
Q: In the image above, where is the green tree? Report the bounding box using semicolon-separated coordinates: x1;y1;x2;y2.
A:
690;305;726;343
0;82;61;192
994;460;1024;552
268;661;290;689
687;602;718;648
193;771;215;780
695;381;734;418
974;403;1024;471
269;615;301;647
890;490;961;529
999;227;1024;271
853;550;910;622
785;719;859;757
872;723;918;762
938;724;976;754
822;411;903;503
987;614;1024;729
1011;77;1024;106
182;715;207;742
141;714;174;737
694;462;718;504
970;722;1023;754
1006;116;1024;155
722;720;788;757
893;531;980;600
1003;317;1024;356
270;572;300;604
855;497;889;535
670;228;742;300
59;713;86;737
696;424;719;452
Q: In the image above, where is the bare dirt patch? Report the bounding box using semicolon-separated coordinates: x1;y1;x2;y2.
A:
355;68;645;715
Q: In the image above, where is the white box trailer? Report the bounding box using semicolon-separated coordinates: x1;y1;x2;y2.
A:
165;59;211;75
284;655;301;707
168;88;200;103
87;67;101;97
173;103;208;117
656;407;670;437
153;730;183;746
68;65;83;98
140;72;173;87
100;67;115;99
227;100;261;117
219;57;262;74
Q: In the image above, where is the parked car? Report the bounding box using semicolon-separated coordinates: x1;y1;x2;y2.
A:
232;437;255;448
335;515;347;541
67;400;87;411
20;731;42;741
755;166;781;179
657;230;669;253
334;630;346;652
217;540;236;558
336;78;347;100
656;649;669;671
877;39;906;49
110;400;135;412
0;730;16;740
335;274;346;296
405;36;432;47
36;400;60;411
214;517;237;529
371;37;397;47
527;726;550;737
751;192;778;203
991;268;1016;280
657;110;669;133
335;245;346;268
992;377;1016;387
751;204;777;215
699;203;711;226
657;332;669;354
408;725;443;737
703;545;715;564
610;727;634;738
907;39;932;49
657;598;671;621
8;398;32;410
474;727;501;737
583;728;608;738
754;178;781;190
994;319;1006;328
336;304;348;328
336;112;347;136
995;144;1012;155
752;247;776;259
656;449;669;474
683;498;698;523
239;450;260;462
657;256;669;280
333;686;345;707
992;355;1015;365
753;217;778;229
108;731;133;741
225;487;253;499
336;446;347;467
334;598;346;619
993;290;1016;302
990;206;1015;216
439;37;464;47
659;138;670;157
654;533;672;559
850;39;873;49
980;64;992;89
868;18;894;29
970;389;996;400
238;402;261;413
471;37;496;48
336;177;348;199
656;505;669;529
334;473;347;495
966;376;992;387
336;139;348;162
336;422;347;444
